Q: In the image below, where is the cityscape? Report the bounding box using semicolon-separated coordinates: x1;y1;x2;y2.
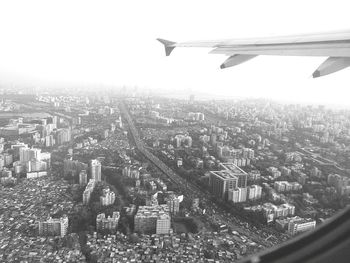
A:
1;86;350;262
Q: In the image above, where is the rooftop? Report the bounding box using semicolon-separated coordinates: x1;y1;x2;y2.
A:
210;170;238;181
219;163;247;175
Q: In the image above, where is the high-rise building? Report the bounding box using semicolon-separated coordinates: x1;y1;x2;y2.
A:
3;153;13;166
134;205;171;234
90;159;101;181
122;166;131;177
218;162;248;184
188;112;205;121
83;179;96;205
38;215;69;237
96;212;120;232
219;163;248;188
45;135;55;147
20;147;41;163
166;194;180;215
247;185;262;200
64;159;88;177
26;159;47;172
79;170;88;185
174;134;192;148
209;170;238;199
100;188;115;206
228;187;247;203
55;128;71;145
210;134;217;146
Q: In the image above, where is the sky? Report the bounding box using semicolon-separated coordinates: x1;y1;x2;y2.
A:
0;0;349;106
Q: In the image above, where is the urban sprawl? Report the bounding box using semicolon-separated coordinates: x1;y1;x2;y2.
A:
0;88;350;262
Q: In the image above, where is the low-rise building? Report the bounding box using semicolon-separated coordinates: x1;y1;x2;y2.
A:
287;217;316;235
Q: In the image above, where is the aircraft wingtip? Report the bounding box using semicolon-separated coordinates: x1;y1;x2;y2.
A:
157;38;176;56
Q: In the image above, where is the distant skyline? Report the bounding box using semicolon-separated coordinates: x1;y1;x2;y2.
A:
0;0;349;105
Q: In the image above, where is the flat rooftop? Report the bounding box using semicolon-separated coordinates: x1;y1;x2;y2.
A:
219;163;247;175
135;205;170;219
210;170;238;180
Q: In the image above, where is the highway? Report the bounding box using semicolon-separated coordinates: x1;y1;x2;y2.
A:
118;100;277;248
118;101;200;198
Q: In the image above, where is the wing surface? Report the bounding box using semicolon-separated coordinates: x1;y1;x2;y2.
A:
157;30;350;77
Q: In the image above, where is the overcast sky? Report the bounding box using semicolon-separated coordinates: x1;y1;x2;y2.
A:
0;0;349;106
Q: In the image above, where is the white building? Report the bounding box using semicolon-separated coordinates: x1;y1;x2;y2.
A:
288;217;316;235
100;188;115;206
247;185;262;200
96;212;120;232
83;179;96;205
228;187;247;203
90;159;101;182
38;215;69;237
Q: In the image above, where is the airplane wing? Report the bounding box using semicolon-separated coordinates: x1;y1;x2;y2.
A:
157;30;350;78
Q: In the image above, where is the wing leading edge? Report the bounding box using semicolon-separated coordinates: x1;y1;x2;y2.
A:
157;31;350;78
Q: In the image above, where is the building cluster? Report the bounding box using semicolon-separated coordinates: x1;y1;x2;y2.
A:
85;227;257;263
276;216;316;235
209;163;262;202
74;136;98;149
0;116;71;147
216;146;254;166
245;201;299;225
267;167;282;179
261;203;296;222
96;212;120;232
187;112;205;121
149;110;174;124
63;158;88;178
0;177;80;262
53;128;72;146
38;215;69;237
165;193;181;215
174;134;193;148
327;173;350;196
122;163;169;193
273;181;302;192
0;141;51;180
122;165;140;179
100;187;116;206
0;99;18;111
19;146;51;176
134;205;171;235
0;117;39;136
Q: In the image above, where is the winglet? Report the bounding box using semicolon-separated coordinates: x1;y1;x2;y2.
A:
157;38;176;56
